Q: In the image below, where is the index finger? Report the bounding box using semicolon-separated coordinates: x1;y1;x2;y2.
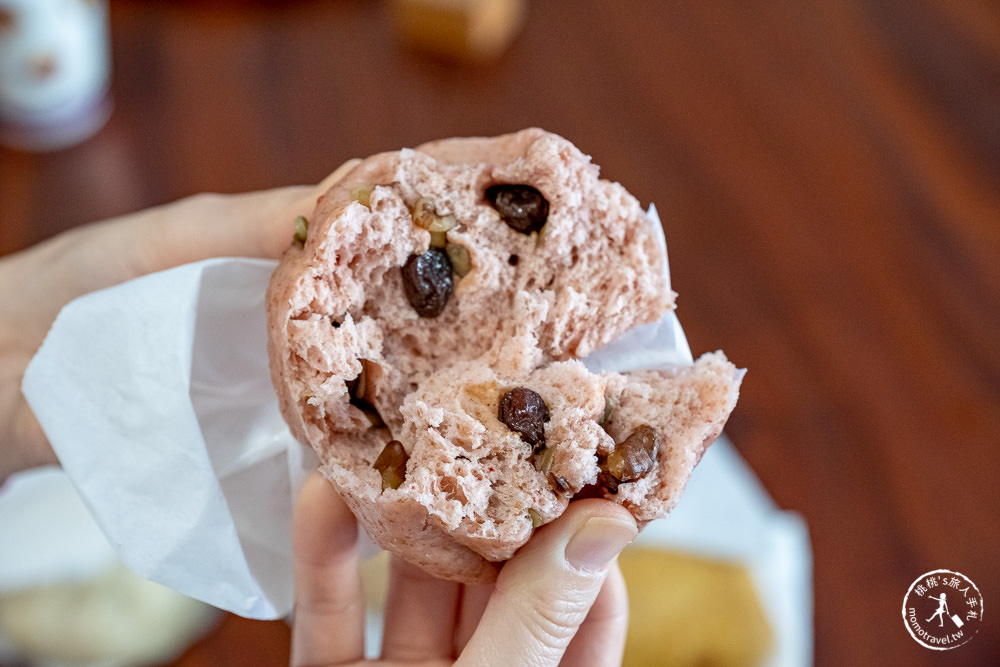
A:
291;472;367;666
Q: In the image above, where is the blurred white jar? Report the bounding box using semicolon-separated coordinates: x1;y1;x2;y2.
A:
0;0;112;151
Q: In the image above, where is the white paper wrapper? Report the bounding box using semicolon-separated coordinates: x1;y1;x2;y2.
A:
21;258;315;620
15;204;811;663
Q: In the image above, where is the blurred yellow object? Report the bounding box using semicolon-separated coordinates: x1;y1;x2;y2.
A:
619;547;773;667
361;550;391;612
388;0;526;62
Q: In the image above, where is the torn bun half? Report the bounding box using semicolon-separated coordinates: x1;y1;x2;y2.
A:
266;128;742;583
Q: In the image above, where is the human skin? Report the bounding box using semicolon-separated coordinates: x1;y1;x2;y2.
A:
291;471;635;666
0;160;360;484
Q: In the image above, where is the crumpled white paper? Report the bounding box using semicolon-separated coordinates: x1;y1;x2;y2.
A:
15;204;811;663
21;258;315;620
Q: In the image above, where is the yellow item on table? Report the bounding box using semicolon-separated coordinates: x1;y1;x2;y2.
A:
620;547;773;666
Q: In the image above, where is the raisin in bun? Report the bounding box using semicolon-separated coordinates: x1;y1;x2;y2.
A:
266;128;742;583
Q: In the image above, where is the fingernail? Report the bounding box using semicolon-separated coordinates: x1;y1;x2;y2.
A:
565;516;637;573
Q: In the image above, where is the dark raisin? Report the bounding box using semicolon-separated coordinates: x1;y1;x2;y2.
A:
347;359;384;427
508;254;519;266
401;248;453;317
373;440;409;490
498;387;550;450
598;424;659;492
486;184;549;234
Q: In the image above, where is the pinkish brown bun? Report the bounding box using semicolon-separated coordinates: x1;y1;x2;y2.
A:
266;128;742;583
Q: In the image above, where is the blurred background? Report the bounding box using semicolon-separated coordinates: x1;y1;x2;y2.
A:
1;0;999;665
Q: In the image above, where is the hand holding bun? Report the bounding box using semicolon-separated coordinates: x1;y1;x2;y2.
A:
0;178;332;484
267;128;742;583
291;471;636;666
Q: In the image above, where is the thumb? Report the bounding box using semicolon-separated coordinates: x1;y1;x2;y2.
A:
457;499;637;667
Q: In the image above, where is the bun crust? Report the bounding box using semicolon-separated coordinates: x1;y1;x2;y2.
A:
267;129;741;583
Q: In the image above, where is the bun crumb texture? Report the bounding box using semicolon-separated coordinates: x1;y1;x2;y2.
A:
267;128;742;582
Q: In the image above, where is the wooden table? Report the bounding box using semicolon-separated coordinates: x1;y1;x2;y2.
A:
2;1;997;664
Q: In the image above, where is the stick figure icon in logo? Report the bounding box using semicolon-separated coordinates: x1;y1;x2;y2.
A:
926;593;952;628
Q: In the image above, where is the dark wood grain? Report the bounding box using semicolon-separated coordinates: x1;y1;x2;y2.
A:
2;1;998;664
